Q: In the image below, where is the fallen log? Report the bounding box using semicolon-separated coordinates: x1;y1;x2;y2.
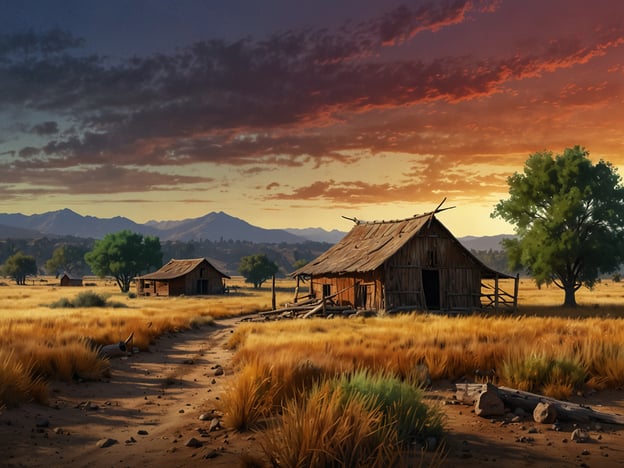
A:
454;383;624;425
302;301;326;319
497;386;624;425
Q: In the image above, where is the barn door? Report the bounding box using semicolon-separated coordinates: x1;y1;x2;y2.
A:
422;270;440;310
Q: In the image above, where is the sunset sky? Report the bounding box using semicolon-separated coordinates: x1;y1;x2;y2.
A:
1;0;623;236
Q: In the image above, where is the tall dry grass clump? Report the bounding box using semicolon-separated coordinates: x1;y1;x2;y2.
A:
0;350;47;406
260;371;445;468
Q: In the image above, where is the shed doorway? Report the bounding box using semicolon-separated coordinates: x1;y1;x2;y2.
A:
197;279;209;294
422;270;440;310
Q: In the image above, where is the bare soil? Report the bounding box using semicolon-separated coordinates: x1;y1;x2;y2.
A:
1;317;623;468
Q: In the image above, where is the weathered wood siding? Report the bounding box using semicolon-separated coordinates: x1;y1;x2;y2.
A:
310;271;383;309
137;260;227;296
384;221;482;311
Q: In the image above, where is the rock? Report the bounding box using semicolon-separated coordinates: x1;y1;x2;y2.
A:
185;437;203;448
214;367;224;377
198;413;211;421
571;428;591;443
137;430;149;435
209;418;221;432
533;402;557;424
475;389;505;417
96;438;117;448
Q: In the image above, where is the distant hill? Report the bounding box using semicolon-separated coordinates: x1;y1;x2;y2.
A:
284;227;347;243
0;209;512;250
458;234;514;252
0;209;319;243
0;223;46;239
145;211;304;243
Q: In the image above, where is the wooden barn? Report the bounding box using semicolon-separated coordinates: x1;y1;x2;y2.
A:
59;273;83;287
136;258;230;297
292;211;518;314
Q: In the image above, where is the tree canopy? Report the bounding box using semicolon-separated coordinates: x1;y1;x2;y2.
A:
492;146;624;307
3;251;37;285
45;244;89;276
85;230;162;292
239;253;279;289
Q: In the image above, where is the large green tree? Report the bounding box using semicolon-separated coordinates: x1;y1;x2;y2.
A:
85;230;162;292
3;251;37;285
239;254;279;289
45;244;89;276
492;146;624;307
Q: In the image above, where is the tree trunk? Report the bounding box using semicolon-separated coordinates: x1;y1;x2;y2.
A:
563;284;577;307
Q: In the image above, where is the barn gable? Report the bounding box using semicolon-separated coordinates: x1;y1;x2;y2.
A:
293;213;517;313
136;258;230;297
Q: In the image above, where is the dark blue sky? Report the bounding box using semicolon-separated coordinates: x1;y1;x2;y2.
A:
1;0;623;235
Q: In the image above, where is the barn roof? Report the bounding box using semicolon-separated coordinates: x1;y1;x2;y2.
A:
293;214;512;279
137;258;230;280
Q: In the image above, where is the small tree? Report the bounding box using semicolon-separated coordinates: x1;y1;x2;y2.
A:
492;146;624;307
3;251;37;285
239;254;279;289
85;230;162;292
45;244;88;276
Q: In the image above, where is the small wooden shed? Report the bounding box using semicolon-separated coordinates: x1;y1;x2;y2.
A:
59;273;83;287
136;258;230;297
292;212;518;314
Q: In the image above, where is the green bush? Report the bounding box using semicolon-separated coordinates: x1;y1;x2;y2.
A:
336;370;445;443
73;291;107;307
49;291;126;308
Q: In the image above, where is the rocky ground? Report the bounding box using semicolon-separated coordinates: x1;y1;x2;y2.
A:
1;317;623;467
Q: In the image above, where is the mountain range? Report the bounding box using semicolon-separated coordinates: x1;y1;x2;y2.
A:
0;209;511;250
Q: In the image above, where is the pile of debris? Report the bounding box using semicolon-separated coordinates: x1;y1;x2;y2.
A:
455;382;624;426
246;296;376;322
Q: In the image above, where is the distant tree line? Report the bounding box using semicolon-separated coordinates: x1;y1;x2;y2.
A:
0;235;331;281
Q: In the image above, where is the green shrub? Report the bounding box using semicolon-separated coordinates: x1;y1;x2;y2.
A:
49;291;124;308
336;370;445;443
73;291;107;307
261;371;446;467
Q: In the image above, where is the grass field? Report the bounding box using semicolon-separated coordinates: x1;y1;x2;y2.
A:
0;275;623;408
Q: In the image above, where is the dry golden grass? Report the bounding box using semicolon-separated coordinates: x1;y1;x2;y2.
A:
2;275;624;407
228;279;624;400
0;275;291;405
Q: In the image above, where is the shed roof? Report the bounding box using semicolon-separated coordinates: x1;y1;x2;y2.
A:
137;258;230;280
293;214;512;279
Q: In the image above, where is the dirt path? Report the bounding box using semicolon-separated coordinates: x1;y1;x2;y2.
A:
2;317;624;467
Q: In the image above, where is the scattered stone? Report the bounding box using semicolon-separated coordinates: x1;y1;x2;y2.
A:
211;379;217;384
528;427;539;434
179;409;185;414
533;402;557;424
137;430;149;435
96;438;117;448
53;427;64;435
571;429;590;443
214;367;224;377
474;388;505;417
185;437;203;448
204;449;220;459
209;418;221;432
199;413;211;421
125;436;137;444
